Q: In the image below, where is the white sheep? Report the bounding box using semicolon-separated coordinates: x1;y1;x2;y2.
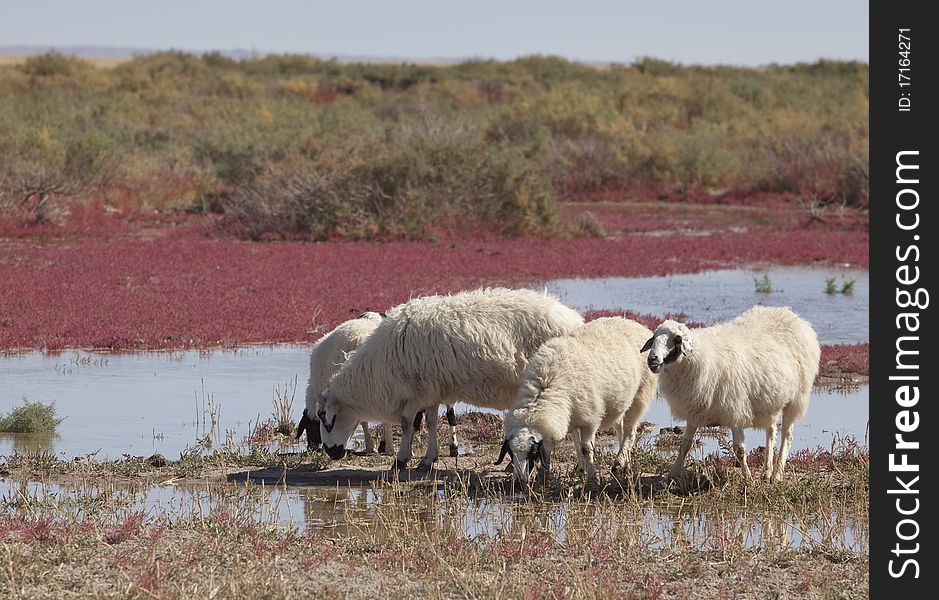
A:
297;311;462;457
497;317;657;483
296;312;391;454
641;305;820;482
318;288;585;470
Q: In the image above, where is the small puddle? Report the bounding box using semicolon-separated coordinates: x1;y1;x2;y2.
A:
0;478;866;554
543;266;869;344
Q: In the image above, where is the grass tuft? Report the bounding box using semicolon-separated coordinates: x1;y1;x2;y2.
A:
0;398;64;433
753;273;774;294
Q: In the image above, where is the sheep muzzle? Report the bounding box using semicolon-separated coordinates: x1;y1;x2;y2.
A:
324;444;347;460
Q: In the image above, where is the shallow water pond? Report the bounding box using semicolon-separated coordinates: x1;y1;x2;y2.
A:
0;347;867;460
0;478;866;555
543;266;869;344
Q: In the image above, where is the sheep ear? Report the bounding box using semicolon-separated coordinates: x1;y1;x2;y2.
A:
678;335;693;355
494;439;511;465
379;312;388;319
538;442;551;473
296;408;310;441
640;337;654;353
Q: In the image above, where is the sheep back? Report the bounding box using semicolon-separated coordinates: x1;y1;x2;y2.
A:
507;317;655;443
327;288;585;419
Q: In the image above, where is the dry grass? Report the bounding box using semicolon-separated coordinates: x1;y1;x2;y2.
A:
0;418;869;598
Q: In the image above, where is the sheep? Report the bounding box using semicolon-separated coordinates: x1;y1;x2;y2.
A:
296;311;463;458
641;305;820;483
296;312;392;454
318;288;585;470
496;317;657;484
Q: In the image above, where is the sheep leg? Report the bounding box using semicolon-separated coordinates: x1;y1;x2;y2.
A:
581;427;599;482
394;409;420;471
614;420;640;475
668;425;698;480
611;420;627;474
772;407;798;483
378;424;394;456
446;405;460;457
572;429;587;476
615;397;648;474
731;427;752;480
418;408;440;470
361;422;375;454
763;420;778;482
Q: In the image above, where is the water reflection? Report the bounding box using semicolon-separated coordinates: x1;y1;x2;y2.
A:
0;477;867;555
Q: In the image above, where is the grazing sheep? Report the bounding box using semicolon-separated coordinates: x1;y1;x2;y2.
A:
319;288;585;470
641;306;820;482
496;317;657;483
296;312;394;454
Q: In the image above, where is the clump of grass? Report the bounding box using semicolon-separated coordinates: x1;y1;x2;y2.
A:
753;273;774;294
0;398;64;433
824;276;856;295
271;376;298;437
571;211;606;237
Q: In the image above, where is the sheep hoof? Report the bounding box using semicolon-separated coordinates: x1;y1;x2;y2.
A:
449;444;460;457
392;459;409;472
377;441;387;454
611;462;629;477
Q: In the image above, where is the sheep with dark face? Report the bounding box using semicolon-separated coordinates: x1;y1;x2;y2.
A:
319;288;584;470
296;312;394;454
497;317;657;483
298;312;462;458
641;306;820;482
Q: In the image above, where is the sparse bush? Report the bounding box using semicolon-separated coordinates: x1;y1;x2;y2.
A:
0;52;868;236
17;52;89;77
222;123;558;240
571;211;606;237
0;398;64;433
825;277;838;295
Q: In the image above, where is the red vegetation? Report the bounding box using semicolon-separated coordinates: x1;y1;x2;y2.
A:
820;343;870;376
0;200;867;353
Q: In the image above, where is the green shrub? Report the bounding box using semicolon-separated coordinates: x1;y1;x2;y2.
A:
0;52;869;235
0;398;64;433
17;52;89;77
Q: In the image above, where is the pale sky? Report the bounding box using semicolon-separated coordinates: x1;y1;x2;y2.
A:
1;0;868;66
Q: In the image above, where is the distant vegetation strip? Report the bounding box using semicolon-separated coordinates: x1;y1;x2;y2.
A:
0;52;868;240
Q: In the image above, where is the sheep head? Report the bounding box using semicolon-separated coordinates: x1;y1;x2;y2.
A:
642;320;693;374
317;388;359;460
495;427;551;484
